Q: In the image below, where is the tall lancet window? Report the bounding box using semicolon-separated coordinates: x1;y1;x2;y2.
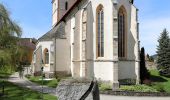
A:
65;1;68;10
118;6;127;59
44;48;49;64
96;5;104;57
82;9;87;60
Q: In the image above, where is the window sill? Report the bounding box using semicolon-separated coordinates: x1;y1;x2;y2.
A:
44;64;49;67
119;57;127;61
96;57;105;60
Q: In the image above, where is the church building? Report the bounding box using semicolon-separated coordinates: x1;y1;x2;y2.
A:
33;0;140;90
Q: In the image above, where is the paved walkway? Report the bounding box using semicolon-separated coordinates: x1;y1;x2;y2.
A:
8;72;57;96
100;94;170;100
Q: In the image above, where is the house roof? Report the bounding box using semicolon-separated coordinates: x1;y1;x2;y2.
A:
38;29;54;41
38;0;81;42
18;38;37;50
38;22;66;42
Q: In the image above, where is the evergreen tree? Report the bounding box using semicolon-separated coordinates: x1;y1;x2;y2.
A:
140;47;150;84
157;29;170;76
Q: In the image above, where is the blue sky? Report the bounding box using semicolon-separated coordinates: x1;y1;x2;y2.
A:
0;0;170;55
0;0;52;38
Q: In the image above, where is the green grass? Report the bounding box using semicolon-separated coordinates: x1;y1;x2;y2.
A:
0;65;14;79
0;72;11;79
98;82;158;92
0;80;57;100
0;71;57;100
149;69;170;93
99;82;112;91
99;70;170;93
26;76;60;88
119;70;170;93
120;85;158;92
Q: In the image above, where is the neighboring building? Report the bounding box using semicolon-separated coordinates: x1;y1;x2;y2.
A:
18;38;37;64
33;0;140;90
32;31;55;76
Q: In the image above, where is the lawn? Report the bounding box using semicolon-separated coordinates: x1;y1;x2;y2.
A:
26;75;60;88
120;84;158;92
0;71;57;100
0;80;57;100
0;72;11;79
99;82;158;92
149;69;170;93
120;70;170;93
0;66;14;79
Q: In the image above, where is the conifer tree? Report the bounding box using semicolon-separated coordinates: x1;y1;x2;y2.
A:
140;47;150;83
157;29;170;76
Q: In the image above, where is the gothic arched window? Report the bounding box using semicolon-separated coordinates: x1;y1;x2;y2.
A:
65;1;68;10
118;6;127;58
82;9;87;59
96;5;104;57
44;48;49;64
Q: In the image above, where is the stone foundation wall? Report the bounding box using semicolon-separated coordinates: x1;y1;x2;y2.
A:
33;71;70;78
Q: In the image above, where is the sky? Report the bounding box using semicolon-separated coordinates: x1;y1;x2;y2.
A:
0;0;170;55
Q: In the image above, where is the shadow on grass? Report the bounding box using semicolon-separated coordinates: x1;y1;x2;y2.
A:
0;72;11;79
0;81;57;100
150;75;168;82
159;73;170;78
31;79;59;88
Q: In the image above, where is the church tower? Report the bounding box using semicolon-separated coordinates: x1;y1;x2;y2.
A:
52;0;58;26
52;0;77;27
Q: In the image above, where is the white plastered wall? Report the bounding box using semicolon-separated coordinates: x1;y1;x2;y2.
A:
90;0;114;82
117;0;139;80
36;41;53;72
55;39;71;74
51;0;139;82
